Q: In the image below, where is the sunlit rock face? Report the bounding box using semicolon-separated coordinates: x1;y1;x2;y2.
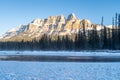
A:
72;19;81;33
80;19;91;29
1;13;104;41
64;13;79;32
64;20;73;31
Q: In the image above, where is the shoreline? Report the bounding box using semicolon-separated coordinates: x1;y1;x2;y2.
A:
0;55;120;62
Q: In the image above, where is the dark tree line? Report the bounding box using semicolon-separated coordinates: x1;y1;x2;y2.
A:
0;13;120;51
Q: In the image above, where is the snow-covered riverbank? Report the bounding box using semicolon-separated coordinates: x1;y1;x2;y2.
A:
0;50;120;56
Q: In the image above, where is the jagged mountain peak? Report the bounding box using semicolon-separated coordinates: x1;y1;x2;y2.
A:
67;13;76;21
32;18;41;24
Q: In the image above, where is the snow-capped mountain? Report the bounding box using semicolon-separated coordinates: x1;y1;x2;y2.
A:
0;13;103;41
2;25;27;39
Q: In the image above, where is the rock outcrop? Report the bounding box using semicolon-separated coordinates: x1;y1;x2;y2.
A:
0;13;103;41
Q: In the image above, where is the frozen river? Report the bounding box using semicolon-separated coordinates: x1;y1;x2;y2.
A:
0;61;120;80
0;51;120;80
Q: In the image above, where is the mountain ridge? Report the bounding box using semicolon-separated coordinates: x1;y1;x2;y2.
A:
0;13;103;42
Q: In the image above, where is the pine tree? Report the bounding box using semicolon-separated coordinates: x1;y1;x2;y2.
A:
100;17;104;49
103;26;107;49
101;16;104;26
112;17;115;49
117;14;120;49
115;13;118;27
118;14;120;27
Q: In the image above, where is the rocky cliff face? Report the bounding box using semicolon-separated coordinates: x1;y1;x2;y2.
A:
0;13;103;41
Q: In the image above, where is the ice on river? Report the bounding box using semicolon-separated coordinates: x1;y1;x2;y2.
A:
0;61;120;80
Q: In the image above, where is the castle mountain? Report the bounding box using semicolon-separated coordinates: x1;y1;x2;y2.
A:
1;13;102;42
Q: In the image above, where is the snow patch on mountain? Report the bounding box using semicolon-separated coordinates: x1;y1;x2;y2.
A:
67;13;76;21
2;25;27;39
8;28;17;32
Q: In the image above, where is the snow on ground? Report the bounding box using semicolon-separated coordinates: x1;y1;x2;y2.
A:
0;51;120;80
0;61;120;80
0;50;120;56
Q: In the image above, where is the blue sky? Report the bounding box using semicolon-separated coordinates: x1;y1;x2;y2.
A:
0;0;120;36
